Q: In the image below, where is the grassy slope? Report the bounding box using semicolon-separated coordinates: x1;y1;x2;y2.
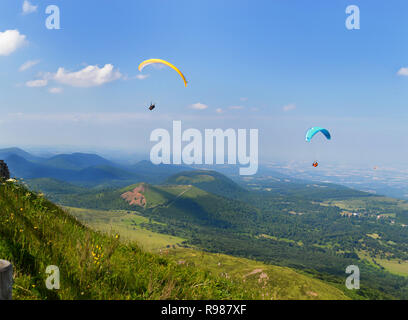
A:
167;248;349;300
0;181;259;300
140;183;258;230
65;205;349;300
164;170;247;199
65;207;186;252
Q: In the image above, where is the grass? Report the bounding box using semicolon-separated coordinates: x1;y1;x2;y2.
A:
174;174;215;184
376;259;408;277
166;247;350;300
65;207;185;252
323;197;408;212
358;250;408;277
0;180;262;300
65;207;349;300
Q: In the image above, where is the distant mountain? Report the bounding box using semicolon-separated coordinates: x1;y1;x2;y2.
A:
126;160;191;184
0;147;43;162
75;165;141;183
43;153;115;170
5;154;73;180
26;178;87;195
5;154;141;186
164;170;247;199
1;148;194;187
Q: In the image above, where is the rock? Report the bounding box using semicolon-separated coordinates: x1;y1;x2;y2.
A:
0;160;10;180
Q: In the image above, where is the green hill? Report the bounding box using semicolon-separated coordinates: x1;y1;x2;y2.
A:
0;147;43;162
118;182;257;229
164;170;247;199
27;178;87;195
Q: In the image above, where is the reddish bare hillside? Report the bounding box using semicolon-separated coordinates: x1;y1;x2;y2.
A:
121;184;146;207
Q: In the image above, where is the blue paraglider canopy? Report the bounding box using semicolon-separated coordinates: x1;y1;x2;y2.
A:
305;127;331;142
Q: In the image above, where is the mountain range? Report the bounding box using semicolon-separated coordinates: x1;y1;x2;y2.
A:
0;147;189;187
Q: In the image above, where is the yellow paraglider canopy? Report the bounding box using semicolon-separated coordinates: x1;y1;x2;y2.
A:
138;59;188;87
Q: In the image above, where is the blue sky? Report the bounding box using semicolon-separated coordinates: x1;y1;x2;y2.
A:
0;0;407;166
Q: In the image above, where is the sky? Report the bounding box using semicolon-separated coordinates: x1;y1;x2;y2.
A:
0;0;407;167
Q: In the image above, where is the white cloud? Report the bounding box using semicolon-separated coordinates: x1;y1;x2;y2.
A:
22;0;38;15
229;105;244;110
283;103;296;112
0;30;27;56
135;74;149;80
215;108;223;114
26;79;48;87
19;59;40;71
190;103;208;110
240;97;248;102
49;87;63;94
53;64;122;87
397;67;408;76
